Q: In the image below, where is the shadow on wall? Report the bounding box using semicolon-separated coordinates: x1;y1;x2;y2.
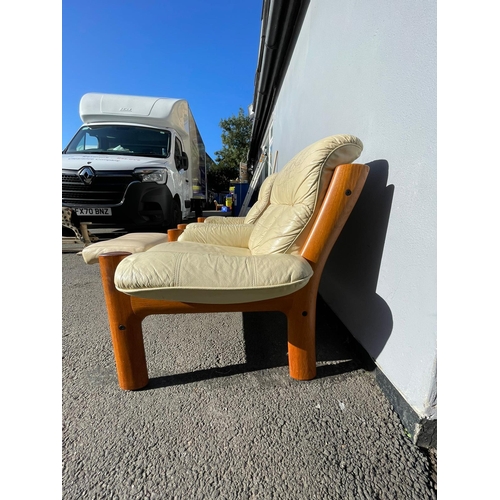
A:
319;159;395;361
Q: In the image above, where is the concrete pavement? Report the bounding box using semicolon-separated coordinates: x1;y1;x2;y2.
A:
62;230;436;499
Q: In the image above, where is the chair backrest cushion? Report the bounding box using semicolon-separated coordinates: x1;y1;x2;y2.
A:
248;134;363;255
244;173;278;224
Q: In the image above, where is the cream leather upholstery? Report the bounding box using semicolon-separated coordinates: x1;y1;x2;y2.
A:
202;216;246;224
81;232;168;265
178;222;254;248
115;244;312;304
249;135;363;255
112;135;363;304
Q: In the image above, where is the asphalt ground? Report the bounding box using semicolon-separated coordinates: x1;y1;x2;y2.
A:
62;222;437;499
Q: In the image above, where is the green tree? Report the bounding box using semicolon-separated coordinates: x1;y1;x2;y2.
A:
208;108;252;193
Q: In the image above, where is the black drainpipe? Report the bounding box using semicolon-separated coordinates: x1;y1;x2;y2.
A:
248;0;304;169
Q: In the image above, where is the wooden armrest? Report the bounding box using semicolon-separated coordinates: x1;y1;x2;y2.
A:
167;228;184;242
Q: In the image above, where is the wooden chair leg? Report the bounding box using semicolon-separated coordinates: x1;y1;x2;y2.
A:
286;292;317;381
99;252;149;390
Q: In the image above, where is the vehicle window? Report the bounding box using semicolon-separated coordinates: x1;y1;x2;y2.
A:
175;137;182;156
174;137;184;170
74;131;99;151
64;125;171;158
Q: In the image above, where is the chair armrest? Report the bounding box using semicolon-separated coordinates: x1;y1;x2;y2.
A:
81;233;168;264
204;216;246;224
178;222;254;248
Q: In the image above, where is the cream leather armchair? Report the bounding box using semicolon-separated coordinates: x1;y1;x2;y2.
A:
91;135;369;390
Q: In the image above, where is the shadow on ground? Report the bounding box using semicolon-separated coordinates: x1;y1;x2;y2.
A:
147;296;375;389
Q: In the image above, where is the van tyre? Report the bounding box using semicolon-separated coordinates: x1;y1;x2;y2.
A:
172;199;182;228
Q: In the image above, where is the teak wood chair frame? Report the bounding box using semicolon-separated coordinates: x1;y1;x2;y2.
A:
98;163;369;390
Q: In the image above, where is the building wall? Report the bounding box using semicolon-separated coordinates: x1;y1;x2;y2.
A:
270;0;436;418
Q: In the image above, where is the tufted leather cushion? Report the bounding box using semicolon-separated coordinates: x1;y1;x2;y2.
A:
244;173;278;224
114;241;313;303
249;135;363;255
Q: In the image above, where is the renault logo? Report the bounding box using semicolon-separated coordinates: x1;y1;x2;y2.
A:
78;166;95;185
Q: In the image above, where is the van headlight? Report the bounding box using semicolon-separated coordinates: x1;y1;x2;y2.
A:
133;168;167;184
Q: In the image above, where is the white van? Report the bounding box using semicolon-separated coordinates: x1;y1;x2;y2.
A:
62;93;207;230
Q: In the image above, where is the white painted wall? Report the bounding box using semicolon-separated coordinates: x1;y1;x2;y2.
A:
270;0;436;418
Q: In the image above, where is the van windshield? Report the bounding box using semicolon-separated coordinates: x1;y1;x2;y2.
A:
64;125;171;158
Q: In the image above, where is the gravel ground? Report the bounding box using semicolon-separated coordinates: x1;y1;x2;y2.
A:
62;252;436;499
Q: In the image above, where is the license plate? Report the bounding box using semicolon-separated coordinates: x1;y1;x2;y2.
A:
75;207;112;216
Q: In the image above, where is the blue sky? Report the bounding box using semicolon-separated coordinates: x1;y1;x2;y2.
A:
62;0;263;158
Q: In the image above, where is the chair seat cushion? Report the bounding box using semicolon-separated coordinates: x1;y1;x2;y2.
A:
114;241;313;304
81;233;168;264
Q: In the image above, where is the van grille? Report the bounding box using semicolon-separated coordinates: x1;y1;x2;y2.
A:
62;172;136;206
